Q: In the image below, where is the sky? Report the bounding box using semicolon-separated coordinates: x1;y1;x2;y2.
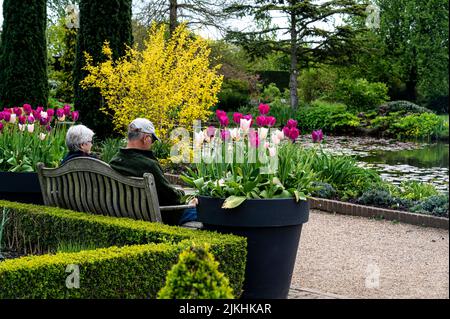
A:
0;1;348;38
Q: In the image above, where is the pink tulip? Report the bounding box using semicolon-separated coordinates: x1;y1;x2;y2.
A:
288;127;300;141
0;122;3;132
282;126;290;138
216;109;226;119
221;129;231;141
256;116;267;127
218;115;229;126
266;116;276;127
27;115;35;124
258;103;270;115
56;108;64;118
206;126;216;138
3;108;11;113
71;111;79;122
36;106;44;113
0;112;4;121
233;112;243;125
249;130;260;148
23;104;32;115
46;125;52;132
286;119;298;128
312;129;324;143
63;104;71;116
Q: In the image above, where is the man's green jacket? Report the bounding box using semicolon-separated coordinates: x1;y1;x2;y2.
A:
109;148;184;206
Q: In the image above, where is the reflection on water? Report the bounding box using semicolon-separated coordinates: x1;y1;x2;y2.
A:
358;142;449;192
361;143;449;169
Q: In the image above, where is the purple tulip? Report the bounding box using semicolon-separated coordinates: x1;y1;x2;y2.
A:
56;108;65;118
0;112;4;121
40;117;49;126
46;125;52;132
312;129;324;143
23;104;32;115
18;115;26;125
63;104;71;116
36;106;44;113
71;111;79;122
27;115;35;124
47;108;55;117
0;122;3;132
3;112;11;122
13;107;22;116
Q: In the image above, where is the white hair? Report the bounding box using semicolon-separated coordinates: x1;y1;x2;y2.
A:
66;125;95;152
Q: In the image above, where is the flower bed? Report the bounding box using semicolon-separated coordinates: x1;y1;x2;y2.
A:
0;200;246;298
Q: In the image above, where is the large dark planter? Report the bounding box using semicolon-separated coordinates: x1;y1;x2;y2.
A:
0;172;43;205
197;195;309;299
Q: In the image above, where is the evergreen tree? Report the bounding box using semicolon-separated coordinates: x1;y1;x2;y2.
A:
225;0;367;110
74;0;132;137
0;0;48;107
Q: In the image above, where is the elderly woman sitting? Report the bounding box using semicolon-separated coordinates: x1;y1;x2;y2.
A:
61;124;97;165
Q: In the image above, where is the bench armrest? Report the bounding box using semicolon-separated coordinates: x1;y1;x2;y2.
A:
159;204;196;211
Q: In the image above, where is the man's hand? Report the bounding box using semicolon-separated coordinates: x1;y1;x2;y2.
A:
188;197;198;206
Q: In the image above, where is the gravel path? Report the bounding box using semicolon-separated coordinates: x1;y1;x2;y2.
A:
291;210;449;299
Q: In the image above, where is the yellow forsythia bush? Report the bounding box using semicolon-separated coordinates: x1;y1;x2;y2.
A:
81;24;223;138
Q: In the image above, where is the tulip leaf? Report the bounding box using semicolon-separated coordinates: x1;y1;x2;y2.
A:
193;177;205;189
222;196;246;209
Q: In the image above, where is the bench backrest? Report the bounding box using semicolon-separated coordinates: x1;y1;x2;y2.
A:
36;157;162;222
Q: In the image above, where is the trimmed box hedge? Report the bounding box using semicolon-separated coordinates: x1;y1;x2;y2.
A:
0;200;246;298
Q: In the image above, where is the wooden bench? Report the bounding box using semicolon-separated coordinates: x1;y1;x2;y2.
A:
36;157;195;224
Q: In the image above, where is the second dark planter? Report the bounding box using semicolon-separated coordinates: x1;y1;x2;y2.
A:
0;172;43;205
197;195;309;299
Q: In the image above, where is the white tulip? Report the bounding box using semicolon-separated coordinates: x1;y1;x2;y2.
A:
40;111;48;119
39;133;47;140
240;118;251;133
271;134;280;145
18;124;25;131
9;114;16;124
258;127;269;140
269;147;277;157
27;124;35;133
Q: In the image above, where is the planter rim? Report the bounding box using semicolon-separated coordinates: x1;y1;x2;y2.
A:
197;195;308;202
197;195;309;227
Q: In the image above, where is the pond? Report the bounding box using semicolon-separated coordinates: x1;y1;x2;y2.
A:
298;135;449;193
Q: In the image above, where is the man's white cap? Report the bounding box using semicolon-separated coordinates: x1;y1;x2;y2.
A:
129;118;160;141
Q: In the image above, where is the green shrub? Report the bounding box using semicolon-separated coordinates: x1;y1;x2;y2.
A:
298;66;338;103
158;244;234;299
392;113;445;139
330;78;389;111
378;100;432;115
410;195;449;218
268;99;297;126
398;181;439;201
330;112;361;133
297;100;347;132
0;200;246;298
357;188;395;207
217;79;251;112
261;83;282;103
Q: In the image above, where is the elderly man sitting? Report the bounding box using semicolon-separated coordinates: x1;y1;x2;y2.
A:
109;118;198;226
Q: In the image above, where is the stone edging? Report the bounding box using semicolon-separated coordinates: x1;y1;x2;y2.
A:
309;197;449;230
164;173;449;230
